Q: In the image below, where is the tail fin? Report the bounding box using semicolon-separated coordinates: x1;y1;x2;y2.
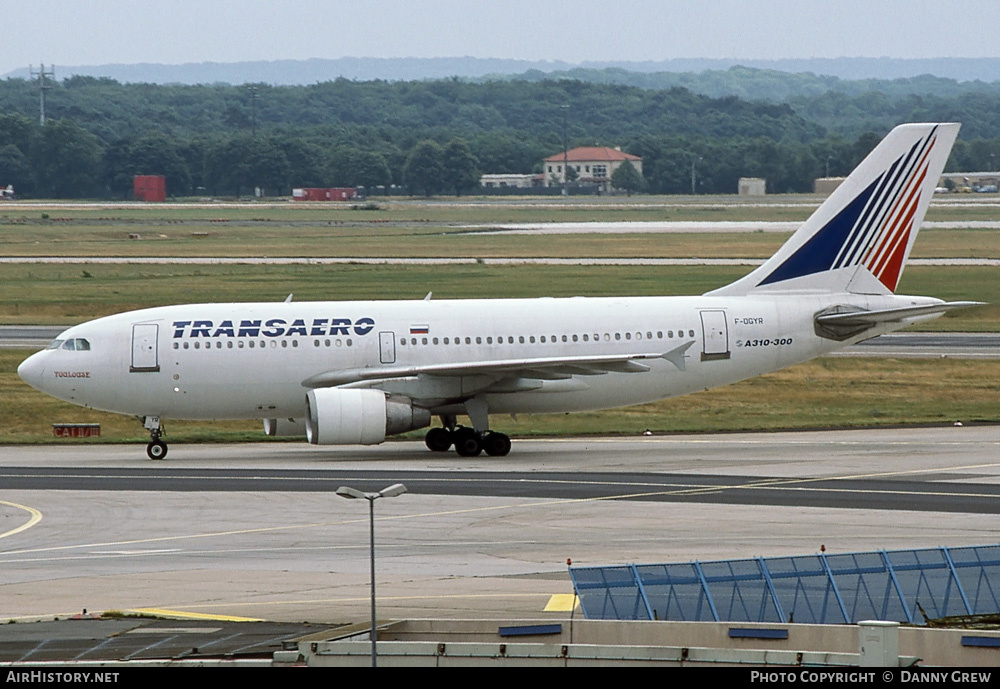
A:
709;123;960;296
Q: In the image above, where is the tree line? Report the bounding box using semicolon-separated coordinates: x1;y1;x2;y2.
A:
0;75;998;198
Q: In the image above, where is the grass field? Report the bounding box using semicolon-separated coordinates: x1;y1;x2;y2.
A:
1;195;996;444
1;195;998;259
0;263;995;330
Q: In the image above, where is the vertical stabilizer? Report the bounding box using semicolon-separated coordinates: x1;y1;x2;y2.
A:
708;123;960;296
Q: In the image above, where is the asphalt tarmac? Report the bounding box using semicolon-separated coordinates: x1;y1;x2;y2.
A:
1;427;997;625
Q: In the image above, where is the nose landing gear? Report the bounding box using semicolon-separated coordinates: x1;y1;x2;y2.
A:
142;416;168;460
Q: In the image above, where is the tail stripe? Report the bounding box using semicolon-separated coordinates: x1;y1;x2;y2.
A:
836;140;919;267
861;133;934;271
757;126;939;291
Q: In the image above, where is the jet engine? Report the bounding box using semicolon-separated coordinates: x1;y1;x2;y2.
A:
305;388;431;445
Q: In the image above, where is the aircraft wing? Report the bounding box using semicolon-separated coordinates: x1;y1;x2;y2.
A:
301;340;696;389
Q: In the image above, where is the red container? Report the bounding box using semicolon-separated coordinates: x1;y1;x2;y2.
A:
133;175;166;202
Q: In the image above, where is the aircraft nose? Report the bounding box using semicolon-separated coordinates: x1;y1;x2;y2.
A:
17;351;47;391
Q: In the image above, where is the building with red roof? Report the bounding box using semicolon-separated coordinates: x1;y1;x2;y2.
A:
543;146;643;192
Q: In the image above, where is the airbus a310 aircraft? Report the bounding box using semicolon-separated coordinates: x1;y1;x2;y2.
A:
18;123;980;460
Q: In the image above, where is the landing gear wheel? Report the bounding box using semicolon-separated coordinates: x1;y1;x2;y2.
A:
453;428;482;457
146;440;168;460
483;432;512;457
425;427;453;452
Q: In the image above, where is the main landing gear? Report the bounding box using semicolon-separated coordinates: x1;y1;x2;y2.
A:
425;402;511;457
425;426;512;457
143;416;168;460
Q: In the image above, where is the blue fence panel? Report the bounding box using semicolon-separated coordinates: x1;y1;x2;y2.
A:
824;551;910;623
886;547;966;620
765;555;848;625
636;563;716;621
699;559;783;623
947;545;1000;616
571;565;648;620
570;545;1000;625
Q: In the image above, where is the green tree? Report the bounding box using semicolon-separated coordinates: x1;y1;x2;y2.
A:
610;160;646;196
328;146;392;189
0;144;33;195
403;140;444;197
441;138;480;196
34;119;102;198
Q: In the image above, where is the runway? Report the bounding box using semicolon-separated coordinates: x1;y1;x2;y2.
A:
0;427;996;624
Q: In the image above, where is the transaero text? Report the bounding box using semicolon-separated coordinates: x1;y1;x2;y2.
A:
172;317;375;339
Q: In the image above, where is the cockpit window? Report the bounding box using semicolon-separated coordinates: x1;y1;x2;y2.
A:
46;339;64;350
60;338;91;351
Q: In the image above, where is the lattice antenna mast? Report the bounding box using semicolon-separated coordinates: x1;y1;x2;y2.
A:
29;64;55;125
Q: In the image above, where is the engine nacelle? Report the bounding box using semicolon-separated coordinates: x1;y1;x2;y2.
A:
305;388;430;445
263;418;306;437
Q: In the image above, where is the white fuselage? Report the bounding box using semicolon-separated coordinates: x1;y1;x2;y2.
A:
17;291;940;423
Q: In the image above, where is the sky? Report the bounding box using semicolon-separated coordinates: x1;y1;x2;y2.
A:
2;0;999;76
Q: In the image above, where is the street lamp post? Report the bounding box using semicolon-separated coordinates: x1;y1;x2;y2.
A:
336;483;408;667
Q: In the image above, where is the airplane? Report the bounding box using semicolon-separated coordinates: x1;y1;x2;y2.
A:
18;122;981;460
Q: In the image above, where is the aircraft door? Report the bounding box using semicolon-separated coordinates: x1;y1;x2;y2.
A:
699;310;730;361
131;323;160;372
379;331;396;364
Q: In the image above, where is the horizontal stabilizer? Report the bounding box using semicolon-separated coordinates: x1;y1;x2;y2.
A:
815;301;983;327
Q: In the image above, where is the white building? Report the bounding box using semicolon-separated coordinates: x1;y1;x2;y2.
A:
543;147;643;192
